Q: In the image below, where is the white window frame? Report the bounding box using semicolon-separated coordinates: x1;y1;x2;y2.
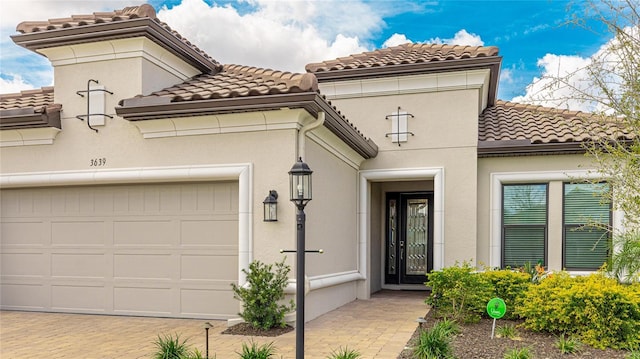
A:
489;170;624;272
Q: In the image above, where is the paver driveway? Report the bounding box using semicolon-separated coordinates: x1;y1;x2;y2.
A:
0;290;427;359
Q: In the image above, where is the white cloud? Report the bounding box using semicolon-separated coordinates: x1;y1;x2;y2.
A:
428;29;485;46
511;27;638;113
0;0;145;93
382;33;413;48
0;74;37;94
511;54;594;111
157;0;377;72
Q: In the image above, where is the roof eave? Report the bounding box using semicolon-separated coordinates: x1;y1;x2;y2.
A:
116;92;378;159
313;56;502;106
11;18;219;74
477;140;586;157
0;107;62;130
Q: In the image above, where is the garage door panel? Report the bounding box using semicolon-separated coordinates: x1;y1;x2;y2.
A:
181;255;237;281
114;286;173;314
1;182;239;319
1;253;46;276
1;221;46;246
114;254;173;280
181;220;237;246
51;253;106;278
114;220;175;246
52;221;106;246
181;288;237;317
0;283;46;309
52;285;106;311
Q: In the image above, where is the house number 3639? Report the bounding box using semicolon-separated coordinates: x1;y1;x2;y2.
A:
90;158;107;167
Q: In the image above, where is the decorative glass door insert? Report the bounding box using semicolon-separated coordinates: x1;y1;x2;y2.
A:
385;192;433;285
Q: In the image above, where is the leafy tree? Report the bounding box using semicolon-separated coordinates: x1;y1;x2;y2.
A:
520;0;639;282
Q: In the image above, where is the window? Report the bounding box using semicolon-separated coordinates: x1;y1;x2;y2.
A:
502;184;548;268
563;183;611;270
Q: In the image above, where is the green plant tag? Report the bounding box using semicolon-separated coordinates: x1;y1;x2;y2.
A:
487;298;506;319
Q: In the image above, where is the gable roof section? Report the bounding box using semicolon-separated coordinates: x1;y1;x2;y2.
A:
11;4;221;74
0;87;62;129
116;64;378;159
478;100;635;156
305;43;502;105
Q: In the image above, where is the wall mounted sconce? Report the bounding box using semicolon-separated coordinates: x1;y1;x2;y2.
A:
263;190;278;222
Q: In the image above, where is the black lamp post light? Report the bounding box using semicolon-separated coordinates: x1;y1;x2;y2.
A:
288;157;316;359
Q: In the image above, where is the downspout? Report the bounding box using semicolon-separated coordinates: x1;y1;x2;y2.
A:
298;111;325;160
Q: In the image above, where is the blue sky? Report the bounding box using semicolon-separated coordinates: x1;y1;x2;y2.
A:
0;0;614;104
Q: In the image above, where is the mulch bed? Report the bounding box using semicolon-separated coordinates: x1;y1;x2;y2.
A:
398;309;628;358
221;322;294;337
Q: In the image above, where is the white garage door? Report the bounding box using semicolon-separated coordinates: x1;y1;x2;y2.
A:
0;181;239;319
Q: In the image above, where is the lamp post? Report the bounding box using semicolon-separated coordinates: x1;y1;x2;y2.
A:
203;322;212;359
289;157;312;359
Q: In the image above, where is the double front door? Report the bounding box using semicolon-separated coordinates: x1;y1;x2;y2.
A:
385;192;434;285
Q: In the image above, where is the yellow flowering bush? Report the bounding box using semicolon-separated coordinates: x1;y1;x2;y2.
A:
517;272;640;349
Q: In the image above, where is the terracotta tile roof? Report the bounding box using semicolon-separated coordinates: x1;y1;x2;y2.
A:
139;64;318;102
305;43;499;73
0;87;58;112
13;4;222;73
0;87;62;129
478;100;634;154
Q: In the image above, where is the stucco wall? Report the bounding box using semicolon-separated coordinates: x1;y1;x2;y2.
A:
326;87;481;269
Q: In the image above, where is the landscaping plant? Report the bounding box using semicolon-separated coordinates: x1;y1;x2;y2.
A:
153;333;191;359
231;258;295;330
517;272;640;349
326;346;362;359
555;333;581;354
496;324;519;340
502;347;532;359
426;261;493;323
479;269;531;319
412;320;457;359
237;340;277;359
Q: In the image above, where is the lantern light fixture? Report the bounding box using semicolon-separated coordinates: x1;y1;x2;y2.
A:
263;190;278;222
288;157;313;208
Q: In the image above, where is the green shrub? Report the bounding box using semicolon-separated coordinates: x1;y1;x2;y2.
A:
479;270;531;319
326;346;362;359
426;261;493;323
412;320;457;359
231;258;295;330
237;340;277;359
517;272;640;349
153;333;190;359
627;351;640;359
503;347;532;359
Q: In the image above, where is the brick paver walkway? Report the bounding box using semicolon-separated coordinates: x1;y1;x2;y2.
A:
0;290;427;358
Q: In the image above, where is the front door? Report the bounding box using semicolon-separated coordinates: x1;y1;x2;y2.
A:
385;192;433;285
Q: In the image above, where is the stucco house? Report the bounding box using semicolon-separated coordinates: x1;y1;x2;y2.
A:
0;4;630;321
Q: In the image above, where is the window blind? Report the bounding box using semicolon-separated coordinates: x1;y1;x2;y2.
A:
563;183;610;270
503;184;547;267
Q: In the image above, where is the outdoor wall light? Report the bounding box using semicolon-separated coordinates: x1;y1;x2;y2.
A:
263;190;278;222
